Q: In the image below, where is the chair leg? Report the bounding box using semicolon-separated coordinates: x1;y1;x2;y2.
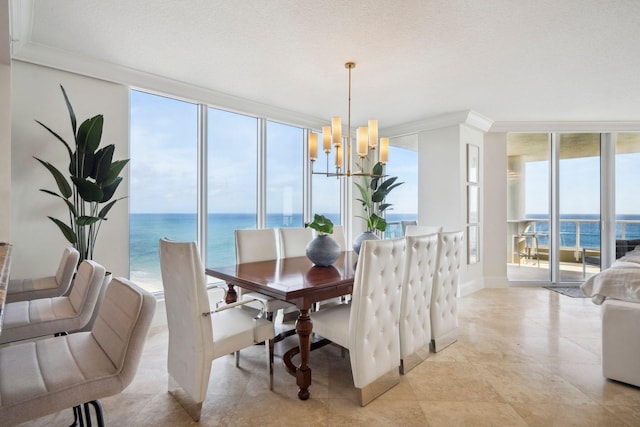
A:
68;401;104;427
83;400;105;427
267;338;274;390
235;350;240;368
69;405;82;427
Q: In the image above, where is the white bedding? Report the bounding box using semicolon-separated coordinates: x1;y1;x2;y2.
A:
580;247;640;305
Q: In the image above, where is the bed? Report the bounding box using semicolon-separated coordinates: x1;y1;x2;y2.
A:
581;246;640;387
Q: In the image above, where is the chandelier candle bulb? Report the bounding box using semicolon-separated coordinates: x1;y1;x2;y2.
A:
322;126;332;153
309;132;318;161
332;116;342;146
335;144;343;168
380;137;389;164
368;119;378;149
357;126;368;158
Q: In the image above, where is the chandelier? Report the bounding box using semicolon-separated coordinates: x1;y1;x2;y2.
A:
309;62;389;177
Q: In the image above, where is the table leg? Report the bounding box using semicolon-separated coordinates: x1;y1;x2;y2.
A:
225;283;237;304
295;308;313;400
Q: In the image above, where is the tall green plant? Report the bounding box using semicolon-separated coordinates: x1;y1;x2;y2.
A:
354;161;403;232
34;85;129;263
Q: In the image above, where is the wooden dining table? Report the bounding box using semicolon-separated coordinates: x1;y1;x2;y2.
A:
205;250;358;400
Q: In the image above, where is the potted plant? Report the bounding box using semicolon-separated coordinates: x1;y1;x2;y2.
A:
305;214;341;266
34;85;129;265
353;161;403;254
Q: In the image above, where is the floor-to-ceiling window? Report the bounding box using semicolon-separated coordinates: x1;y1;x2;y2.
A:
266;121;304;228
507;133;550;281
383;145;418;238
558;133;600;281
615;132;640;245
207;108;258;267
129;91;198;293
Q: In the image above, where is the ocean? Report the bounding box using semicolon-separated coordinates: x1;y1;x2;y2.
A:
525;214;640;248
129;212;414;292
131;212;640;292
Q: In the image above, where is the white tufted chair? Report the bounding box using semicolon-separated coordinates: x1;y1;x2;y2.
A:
405;225;442;236
7;246;80;302
399;233;439;374
430;231;464;352
0;277;156;427
277;227;314;258
0;260;106;345
159;239;275;421
310;237;406;406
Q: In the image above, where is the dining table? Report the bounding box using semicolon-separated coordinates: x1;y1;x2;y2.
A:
205;250;358;400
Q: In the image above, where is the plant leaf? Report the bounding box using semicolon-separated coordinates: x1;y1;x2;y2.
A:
60;85;77;137
39;189;78;216
378;176;398;190
35;120;73;160
48;216;77;244
100;177;122;202
77;115;103;154
92;144;114;183
71;176;103;202
102;159;129;186
98;198;124;219
34;157;72;199
372;162;384;176
76;215;100;226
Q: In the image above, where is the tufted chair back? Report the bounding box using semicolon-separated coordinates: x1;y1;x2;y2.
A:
399;233;439;373
405;225;442;236
159;239;214;403
348;237;406;391
431;231;464;352
277;227;314;258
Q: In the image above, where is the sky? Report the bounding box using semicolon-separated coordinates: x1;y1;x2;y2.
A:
129;90;418;215
526;154;640;216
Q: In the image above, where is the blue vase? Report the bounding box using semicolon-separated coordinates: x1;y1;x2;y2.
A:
353;231;379;255
306;234;341;266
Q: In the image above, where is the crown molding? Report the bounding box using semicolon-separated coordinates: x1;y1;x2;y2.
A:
12;41;327;130
382;110;494;138
490;121;640;133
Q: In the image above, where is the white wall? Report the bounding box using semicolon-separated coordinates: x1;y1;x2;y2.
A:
483;132;508;287
0;0;10;242
11;61;129;278
417;123;485;295
418;125;462;229
0;63;10;242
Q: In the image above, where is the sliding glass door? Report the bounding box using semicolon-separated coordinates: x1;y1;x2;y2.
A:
558;133;601;282
506;132;640;284
507;133;550;281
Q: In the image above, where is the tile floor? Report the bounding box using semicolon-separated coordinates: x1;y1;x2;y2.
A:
17;287;640;426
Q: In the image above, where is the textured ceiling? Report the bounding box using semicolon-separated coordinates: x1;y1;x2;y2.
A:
9;0;640;128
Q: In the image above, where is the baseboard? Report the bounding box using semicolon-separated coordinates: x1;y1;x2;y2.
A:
459;278;483;296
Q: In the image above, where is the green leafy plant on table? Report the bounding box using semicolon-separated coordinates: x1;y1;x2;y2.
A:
306;214;334;235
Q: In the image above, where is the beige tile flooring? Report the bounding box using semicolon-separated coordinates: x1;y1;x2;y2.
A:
18;287;640;426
